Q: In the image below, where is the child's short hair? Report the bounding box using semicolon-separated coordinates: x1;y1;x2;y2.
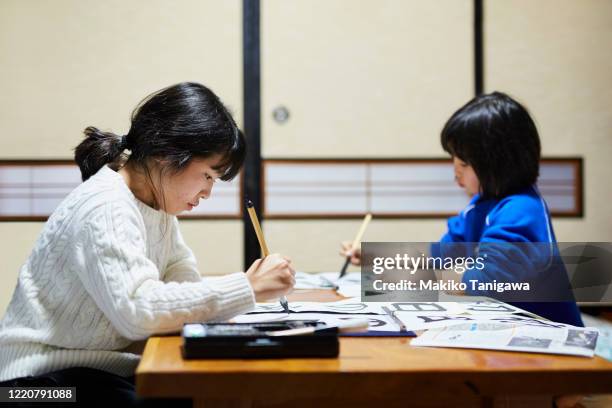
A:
441;91;541;199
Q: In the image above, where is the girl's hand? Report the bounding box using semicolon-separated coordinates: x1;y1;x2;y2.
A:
246;254;295;302
340;241;362;266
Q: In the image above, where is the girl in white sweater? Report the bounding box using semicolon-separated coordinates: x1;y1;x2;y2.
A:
0;82;295;407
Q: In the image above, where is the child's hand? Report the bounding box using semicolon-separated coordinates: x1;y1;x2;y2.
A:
340;241;362;266
246;254;295;302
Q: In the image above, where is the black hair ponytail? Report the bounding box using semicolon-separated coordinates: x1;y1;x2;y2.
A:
74;126;129;181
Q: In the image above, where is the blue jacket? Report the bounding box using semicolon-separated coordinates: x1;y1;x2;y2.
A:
434;186;583;327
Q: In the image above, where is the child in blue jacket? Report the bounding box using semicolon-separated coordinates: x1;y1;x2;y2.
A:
341;92;581;326
435;91;582;327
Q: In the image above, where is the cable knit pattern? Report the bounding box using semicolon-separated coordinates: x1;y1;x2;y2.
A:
0;165;255;382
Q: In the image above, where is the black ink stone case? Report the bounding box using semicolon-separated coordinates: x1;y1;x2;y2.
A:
181;321;340;359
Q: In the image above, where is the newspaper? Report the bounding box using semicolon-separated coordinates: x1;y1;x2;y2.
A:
411;320;599;357
582;314;612;361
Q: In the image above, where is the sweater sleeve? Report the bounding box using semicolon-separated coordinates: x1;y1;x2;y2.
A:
430;210;471;259
461;197;554;291
162;217;205;283
74;200;255;340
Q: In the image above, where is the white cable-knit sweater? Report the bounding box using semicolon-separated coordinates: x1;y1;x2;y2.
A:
0;165;255;382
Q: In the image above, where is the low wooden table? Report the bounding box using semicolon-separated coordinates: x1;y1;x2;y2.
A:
136;290;612;407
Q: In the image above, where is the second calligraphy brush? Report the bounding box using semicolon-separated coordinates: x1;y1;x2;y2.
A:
339;213;372;278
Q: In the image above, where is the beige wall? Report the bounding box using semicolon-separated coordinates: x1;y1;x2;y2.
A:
262;0;473;157
485;0;612;241
0;0;243;157
0;223;44;314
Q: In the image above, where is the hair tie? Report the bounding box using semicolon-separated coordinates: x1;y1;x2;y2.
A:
120;135;130;150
